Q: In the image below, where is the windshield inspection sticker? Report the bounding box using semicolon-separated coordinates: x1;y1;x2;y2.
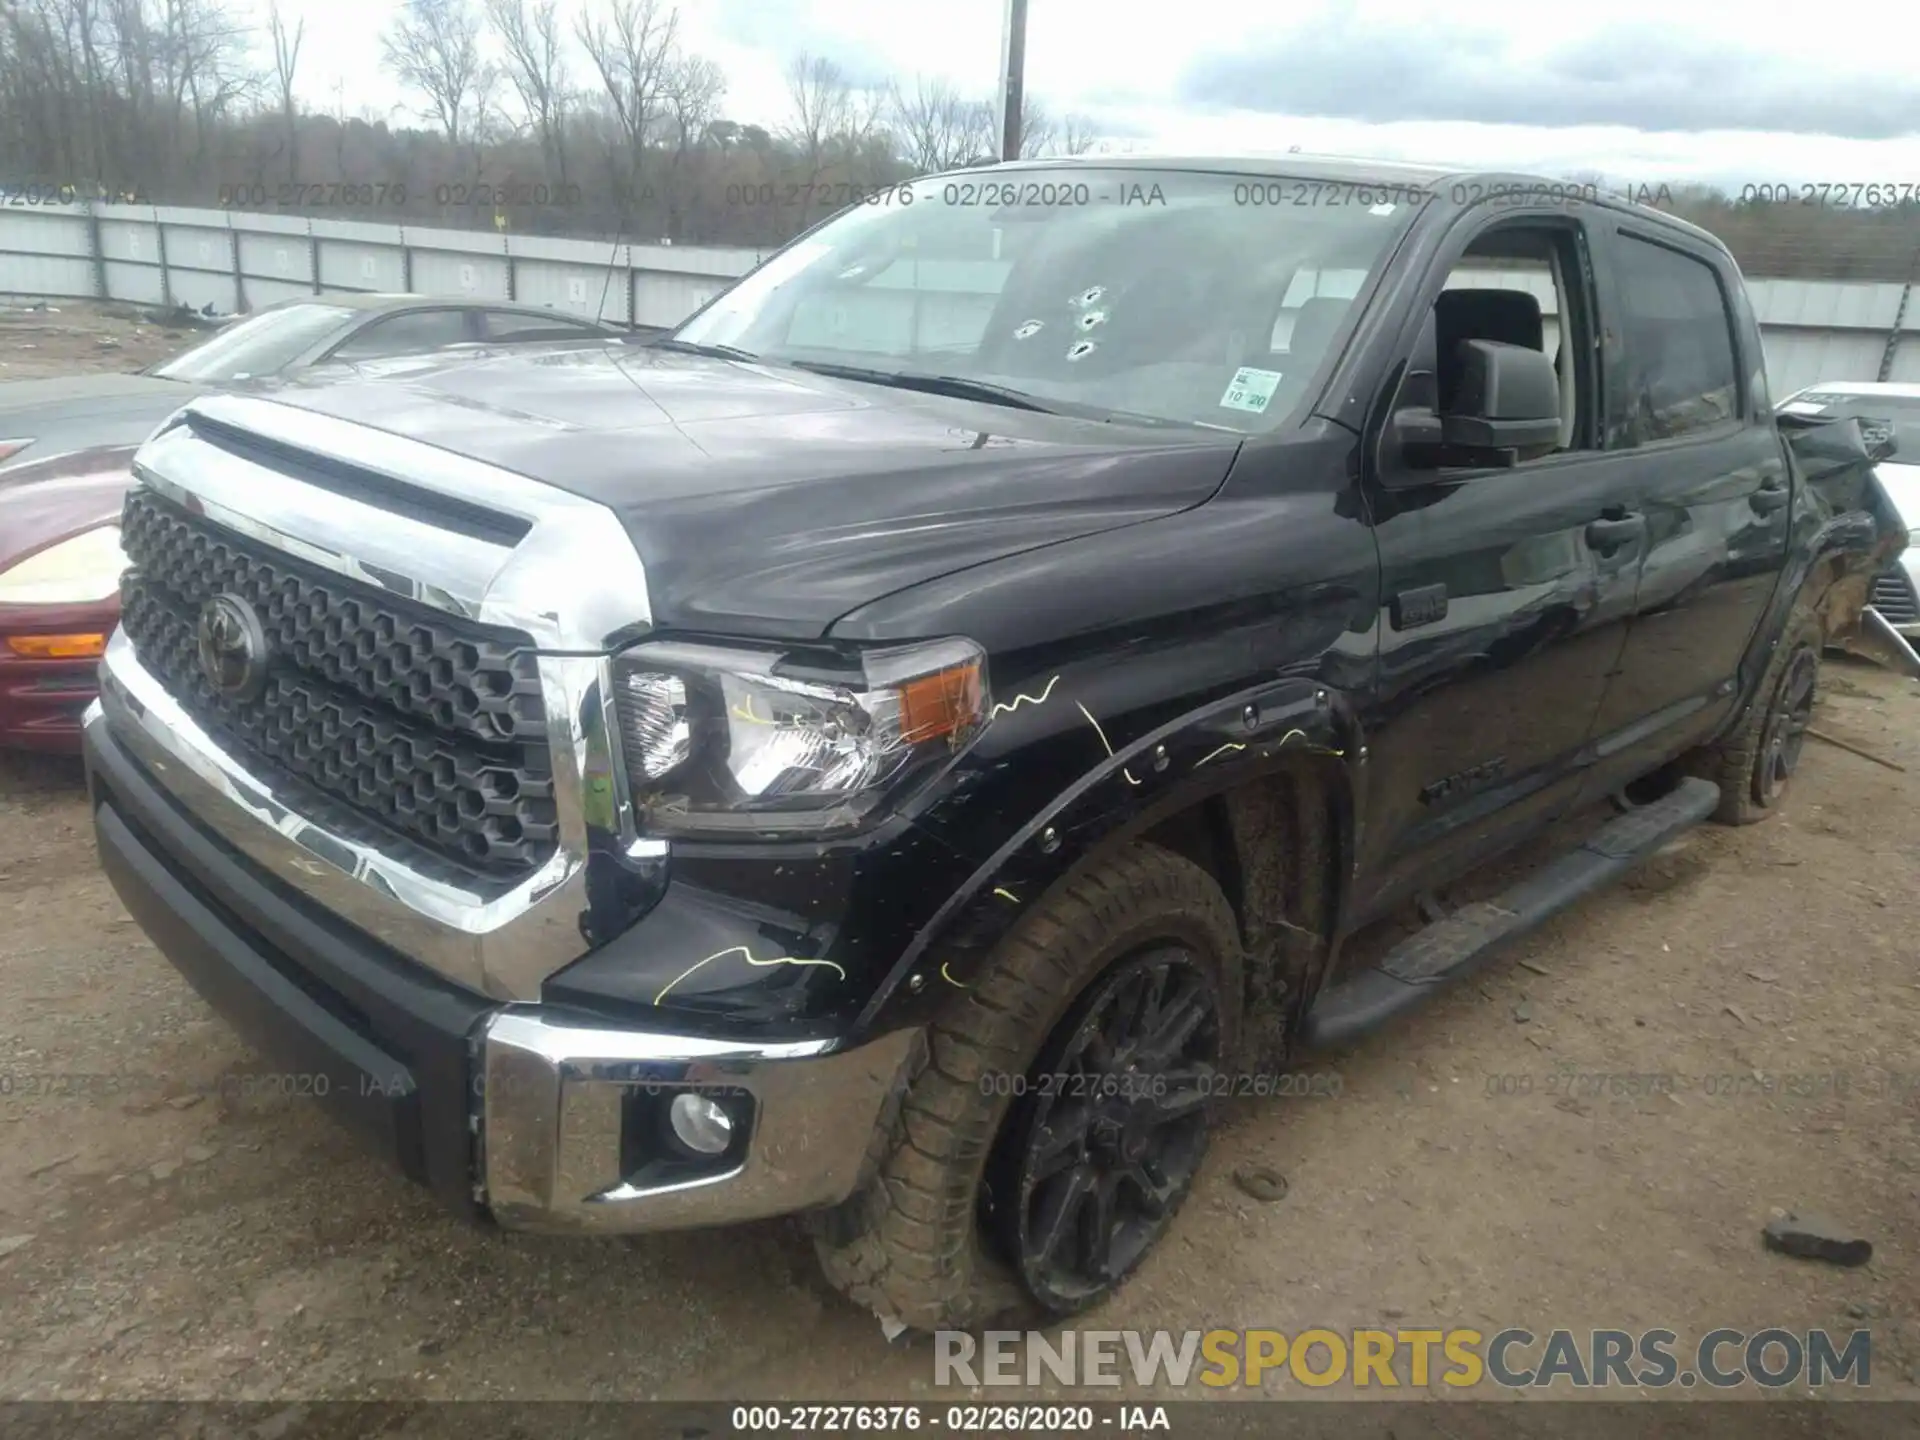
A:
1219;367;1283;413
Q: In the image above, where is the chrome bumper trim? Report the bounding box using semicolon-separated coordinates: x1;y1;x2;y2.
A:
481;1011;924;1233
94;632;625;1001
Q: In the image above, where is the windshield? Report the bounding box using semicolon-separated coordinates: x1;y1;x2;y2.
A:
1780;390;1920;461
672;168;1418;431
151;303;355;383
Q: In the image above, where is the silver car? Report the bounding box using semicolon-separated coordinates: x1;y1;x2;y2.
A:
0;294;633;471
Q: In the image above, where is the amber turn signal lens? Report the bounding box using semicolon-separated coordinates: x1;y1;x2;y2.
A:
896;660;985;745
5;633;108;659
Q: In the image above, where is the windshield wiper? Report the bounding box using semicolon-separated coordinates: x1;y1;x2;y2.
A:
783;360;1060;415
649;337;762;362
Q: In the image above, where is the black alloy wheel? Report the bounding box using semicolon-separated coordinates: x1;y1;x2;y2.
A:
1754;645;1818;807
987;944;1222;1313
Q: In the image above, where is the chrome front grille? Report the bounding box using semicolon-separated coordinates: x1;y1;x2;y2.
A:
97;392;659;1001
1871;566;1919;626
119;486;559;876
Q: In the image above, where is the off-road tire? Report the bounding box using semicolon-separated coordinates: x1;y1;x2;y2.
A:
1687;596;1823;825
809;841;1242;1332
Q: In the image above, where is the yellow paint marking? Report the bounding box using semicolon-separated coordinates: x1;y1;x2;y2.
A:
1075;701;1143;785
653;945;848;1006
940;961;971;989
994;887;1020;902
730;693;775;725
990;674;1060;717
1195;742;1247;768
1199;728;1324;768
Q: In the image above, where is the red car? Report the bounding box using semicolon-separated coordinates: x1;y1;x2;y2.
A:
0;444;137;752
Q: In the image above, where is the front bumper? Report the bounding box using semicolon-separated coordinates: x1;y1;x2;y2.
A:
84;706;921;1233
0;599;118;752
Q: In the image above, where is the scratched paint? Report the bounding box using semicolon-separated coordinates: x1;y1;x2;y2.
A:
653;944;847;1005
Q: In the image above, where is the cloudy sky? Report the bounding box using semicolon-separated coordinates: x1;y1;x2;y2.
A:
272;0;1920;189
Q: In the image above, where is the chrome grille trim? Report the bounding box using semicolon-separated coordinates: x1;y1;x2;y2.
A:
104;393;664;1000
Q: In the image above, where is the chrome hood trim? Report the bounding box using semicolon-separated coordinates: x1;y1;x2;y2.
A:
135;393;652;650
105;393;664;1000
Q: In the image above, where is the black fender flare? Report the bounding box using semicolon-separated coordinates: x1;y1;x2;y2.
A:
847;674;1367;1043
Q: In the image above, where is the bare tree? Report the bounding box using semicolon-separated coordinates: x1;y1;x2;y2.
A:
783;52;850;173
887;74;990;173
575;0;680;213
657;51;720;238
267;0;304;182
382;0;491;146
485;0;570;185
1015;96;1057;159
1057;112;1099;157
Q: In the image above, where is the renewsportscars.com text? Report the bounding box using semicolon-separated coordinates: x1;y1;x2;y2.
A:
935;1327;1872;1390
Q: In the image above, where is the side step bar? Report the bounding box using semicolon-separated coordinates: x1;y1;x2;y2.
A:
1298;777;1721;1052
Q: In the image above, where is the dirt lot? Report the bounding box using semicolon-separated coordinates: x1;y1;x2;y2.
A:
3;307;1920;1406
0;299;205;381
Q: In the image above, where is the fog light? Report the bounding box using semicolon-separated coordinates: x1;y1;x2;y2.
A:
668;1092;734;1155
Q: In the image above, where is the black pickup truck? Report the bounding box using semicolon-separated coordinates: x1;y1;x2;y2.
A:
83;156;1906;1331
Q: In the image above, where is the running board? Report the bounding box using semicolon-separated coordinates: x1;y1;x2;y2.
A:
1298;777;1721;1052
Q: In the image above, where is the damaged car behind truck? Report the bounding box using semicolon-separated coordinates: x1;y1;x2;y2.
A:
83;157;1906;1331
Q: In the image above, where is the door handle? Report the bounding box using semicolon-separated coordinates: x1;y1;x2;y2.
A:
1750;482;1790;515
1585;513;1647;555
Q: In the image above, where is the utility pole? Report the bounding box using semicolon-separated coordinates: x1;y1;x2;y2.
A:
997;0;1029;162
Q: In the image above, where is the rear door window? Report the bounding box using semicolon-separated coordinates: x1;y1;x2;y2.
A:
1612;234;1741;443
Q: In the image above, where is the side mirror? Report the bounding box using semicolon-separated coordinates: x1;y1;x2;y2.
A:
1442;339;1562;454
1384;340;1561;481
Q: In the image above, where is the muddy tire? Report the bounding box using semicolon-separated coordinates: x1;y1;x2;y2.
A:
1687;598;1822;825
810;842;1242;1332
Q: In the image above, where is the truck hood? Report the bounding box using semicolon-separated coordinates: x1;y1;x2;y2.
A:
243;346;1245;638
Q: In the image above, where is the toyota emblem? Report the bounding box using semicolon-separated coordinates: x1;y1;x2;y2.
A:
195;593;271;702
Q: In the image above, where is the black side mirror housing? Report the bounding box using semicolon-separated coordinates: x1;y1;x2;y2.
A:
1385;339;1562;482
1442;339;1562;452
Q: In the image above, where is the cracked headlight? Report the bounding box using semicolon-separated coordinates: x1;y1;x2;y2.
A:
612;636;989;837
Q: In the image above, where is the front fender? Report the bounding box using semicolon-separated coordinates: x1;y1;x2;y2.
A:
846;673;1366;1043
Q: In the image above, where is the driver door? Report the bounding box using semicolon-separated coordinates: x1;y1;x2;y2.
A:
1355;209;1647;919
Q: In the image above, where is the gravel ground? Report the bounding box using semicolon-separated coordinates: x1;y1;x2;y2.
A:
0;299;205;380
2;306;1919;1408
